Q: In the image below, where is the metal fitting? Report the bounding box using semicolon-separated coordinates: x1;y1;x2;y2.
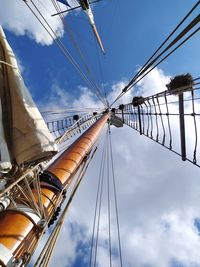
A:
0;196;10;212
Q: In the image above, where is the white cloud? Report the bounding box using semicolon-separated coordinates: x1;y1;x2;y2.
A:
41;82;104;111
0;0;78;45
136;67;171;96
49;223;78;266
107;68;171;107
3;1;200;265
31;67;200;267
108;79;131;105
72;86;104;109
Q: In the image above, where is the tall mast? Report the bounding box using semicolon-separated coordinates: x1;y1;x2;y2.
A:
0;113;108;266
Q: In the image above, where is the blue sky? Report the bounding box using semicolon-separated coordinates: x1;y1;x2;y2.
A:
3;0;200;105
1;1;200;267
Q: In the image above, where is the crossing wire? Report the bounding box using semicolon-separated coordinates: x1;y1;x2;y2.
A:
90;126;123;267
93;132;107;267
34;145;99;267
124;1;200;92
108;126;123;267
51;0;91;73
51;0;107;105
111;1;200;106
107;128;112;267
112;25;200;106
23;0;107;106
89;133;107;267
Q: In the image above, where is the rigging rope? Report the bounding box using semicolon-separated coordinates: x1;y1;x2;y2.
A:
93;134;106;267
90;126;123;267
107;128;112;267
111;1;200;106
51;0;107;105
23;0;107;106
121;26;200;95
108;126;123;267
41;107;103;114
51;0;91;73
124;1;200;91
34;146;98;267
89;133;107;267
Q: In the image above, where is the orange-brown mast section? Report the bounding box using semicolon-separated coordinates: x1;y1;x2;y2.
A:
0;113;109;266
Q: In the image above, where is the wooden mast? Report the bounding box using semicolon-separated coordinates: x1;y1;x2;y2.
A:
0;113;109;266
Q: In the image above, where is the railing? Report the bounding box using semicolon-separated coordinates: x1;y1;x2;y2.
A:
45;113;101;141
115;83;200;167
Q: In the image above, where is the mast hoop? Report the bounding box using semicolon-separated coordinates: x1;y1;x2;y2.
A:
6;205;42;227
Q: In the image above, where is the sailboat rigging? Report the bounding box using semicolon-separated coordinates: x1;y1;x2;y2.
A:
0;0;199;266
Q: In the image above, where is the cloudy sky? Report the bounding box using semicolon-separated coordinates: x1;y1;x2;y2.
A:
1;0;200;267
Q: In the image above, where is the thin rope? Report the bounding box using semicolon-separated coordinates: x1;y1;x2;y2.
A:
23;0;106;106
34;152;96;266
125;1;200;89
50;0;107;105
34;0;106;105
110;1;200;106
93;135;107;266
108;126;123;267
111;25;200;106
89;133;107;267
107;127;112;267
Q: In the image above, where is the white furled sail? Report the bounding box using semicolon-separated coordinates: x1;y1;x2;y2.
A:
0;26;58;168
